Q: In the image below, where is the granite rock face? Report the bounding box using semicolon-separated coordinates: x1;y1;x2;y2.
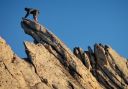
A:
0;37;50;89
21;18;103;89
74;44;128;89
0;19;127;89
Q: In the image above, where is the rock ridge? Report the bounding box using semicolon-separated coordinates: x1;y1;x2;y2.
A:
0;19;127;89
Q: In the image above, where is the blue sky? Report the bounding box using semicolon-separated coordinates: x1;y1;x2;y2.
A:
0;0;128;58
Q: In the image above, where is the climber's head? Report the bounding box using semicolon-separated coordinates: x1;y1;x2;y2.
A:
21;18;40;34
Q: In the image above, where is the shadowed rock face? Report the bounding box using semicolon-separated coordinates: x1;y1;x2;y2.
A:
21;19;103;89
74;44;128;89
0;19;127;89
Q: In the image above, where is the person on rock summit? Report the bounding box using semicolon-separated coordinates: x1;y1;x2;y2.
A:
24;8;39;22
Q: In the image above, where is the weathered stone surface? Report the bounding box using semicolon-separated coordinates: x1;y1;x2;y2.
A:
73;47;92;70
0;36;49;89
74;43;128;89
94;44;128;89
21;19;103;89
0;18;127;89
24;42;83;89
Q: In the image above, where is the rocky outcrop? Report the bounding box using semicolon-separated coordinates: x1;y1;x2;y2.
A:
74;44;128;89
21;18;103;89
0;18;127;89
0;37;50;89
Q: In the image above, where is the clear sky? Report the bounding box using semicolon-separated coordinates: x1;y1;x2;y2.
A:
0;0;128;58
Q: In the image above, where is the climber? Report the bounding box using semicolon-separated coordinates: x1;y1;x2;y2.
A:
24;8;40;22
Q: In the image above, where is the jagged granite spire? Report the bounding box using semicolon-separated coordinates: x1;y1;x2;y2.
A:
74;44;128;89
0;19;127;89
21;18;128;89
21;18;103;89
